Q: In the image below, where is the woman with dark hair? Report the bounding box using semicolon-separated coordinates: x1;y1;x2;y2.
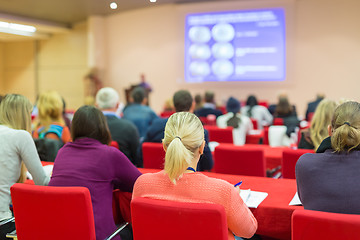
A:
296;101;360;214
49;105;141;240
241;95;273;129
217;97;253;145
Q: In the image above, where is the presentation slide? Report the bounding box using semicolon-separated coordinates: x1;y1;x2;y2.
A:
184;8;286;83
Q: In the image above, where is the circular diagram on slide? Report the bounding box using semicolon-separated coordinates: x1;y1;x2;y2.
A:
189;61;211;77
188;26;211;43
211;60;234;79
211;43;235;59
189;44;211;60
211;23;235;42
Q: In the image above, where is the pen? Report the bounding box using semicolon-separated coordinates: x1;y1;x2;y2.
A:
234;181;242;187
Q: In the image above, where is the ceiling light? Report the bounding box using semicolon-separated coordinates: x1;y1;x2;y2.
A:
110;2;118;9
0;21;36;33
150;0;157;2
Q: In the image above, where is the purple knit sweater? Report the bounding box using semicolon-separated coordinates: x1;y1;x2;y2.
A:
49;138;141;240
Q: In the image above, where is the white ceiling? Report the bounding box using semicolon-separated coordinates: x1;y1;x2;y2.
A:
0;0;224;41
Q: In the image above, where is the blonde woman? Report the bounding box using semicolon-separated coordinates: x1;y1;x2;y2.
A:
296;101;360;214
33;91;71;143
133;112;257;239
298;99;337;150
0;94;49;240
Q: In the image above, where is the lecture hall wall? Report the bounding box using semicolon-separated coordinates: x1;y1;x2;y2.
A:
1;0;360;117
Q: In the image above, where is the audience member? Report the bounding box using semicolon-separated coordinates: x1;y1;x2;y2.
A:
142;90;213;171
62;97;72;129
123;87;158;140
49;105;141;240
0;94;49;240
32;90;71;144
96;87;140;166
305;93;325;121
217;97;253;145
296;101;360;214
133;112;257;240
163;98;174;112
273;96;299;137
194;93;203;111
298;99;337;150
241;95;273;129
194;91;223;118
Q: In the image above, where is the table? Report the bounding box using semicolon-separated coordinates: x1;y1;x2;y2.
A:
138;168;302;240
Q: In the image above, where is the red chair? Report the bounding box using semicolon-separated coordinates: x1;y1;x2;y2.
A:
131;197;228;240
142;142;165;169
273;118;284;125
204;125;233;143
214;144;266;177
160;111;175;118
10;183;127;240
109;140;119;149
250;118;258;130
262;126;269;145
258;101;269;108
292;209;360;240
281;149;314;179
199;116;216;126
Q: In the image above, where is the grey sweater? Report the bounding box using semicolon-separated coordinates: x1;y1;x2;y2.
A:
0;125;49;221
296;148;360;214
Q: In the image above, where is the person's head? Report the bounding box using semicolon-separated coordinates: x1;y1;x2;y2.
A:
194;94;202;105
163;112;205;183
95;87;119;110
310;99;337;149
226;97;240;114
0;94;33;132
37;90;64;126
275;96;292;116
204;91;215;103
330;101;360;152
131;87;146;104
246;95;258;107
71;105;111;145
173;90;194;112
226;97;241;128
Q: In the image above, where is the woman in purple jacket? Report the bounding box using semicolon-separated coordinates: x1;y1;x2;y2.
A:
49;105;141;240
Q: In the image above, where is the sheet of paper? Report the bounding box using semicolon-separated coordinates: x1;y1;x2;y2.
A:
240;189;268;208
289;192;302;206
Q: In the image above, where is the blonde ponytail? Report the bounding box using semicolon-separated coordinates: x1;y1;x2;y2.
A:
330;101;360;152
163;112;204;183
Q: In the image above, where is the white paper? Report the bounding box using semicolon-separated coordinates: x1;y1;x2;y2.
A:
289;192;302;206
240;189;268;208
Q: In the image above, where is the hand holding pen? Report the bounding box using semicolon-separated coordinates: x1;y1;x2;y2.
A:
234;181;242;193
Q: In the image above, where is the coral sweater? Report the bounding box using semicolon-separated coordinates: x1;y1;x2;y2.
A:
133;171;257;239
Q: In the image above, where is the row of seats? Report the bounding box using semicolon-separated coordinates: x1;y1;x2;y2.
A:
142;142;313;179
10;183;359;240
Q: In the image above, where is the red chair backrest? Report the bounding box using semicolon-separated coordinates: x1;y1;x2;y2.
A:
273;118;284;126
307;112;315;122
250;118;258;130
160;111;175;118
282;149;314;179
214;144;266;177
142;142;165;169
110;140;119;149
258;101;269;108
292;209;360;240
11;183;96;240
204;125;233;143
131;197;228;240
263;126;269;145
